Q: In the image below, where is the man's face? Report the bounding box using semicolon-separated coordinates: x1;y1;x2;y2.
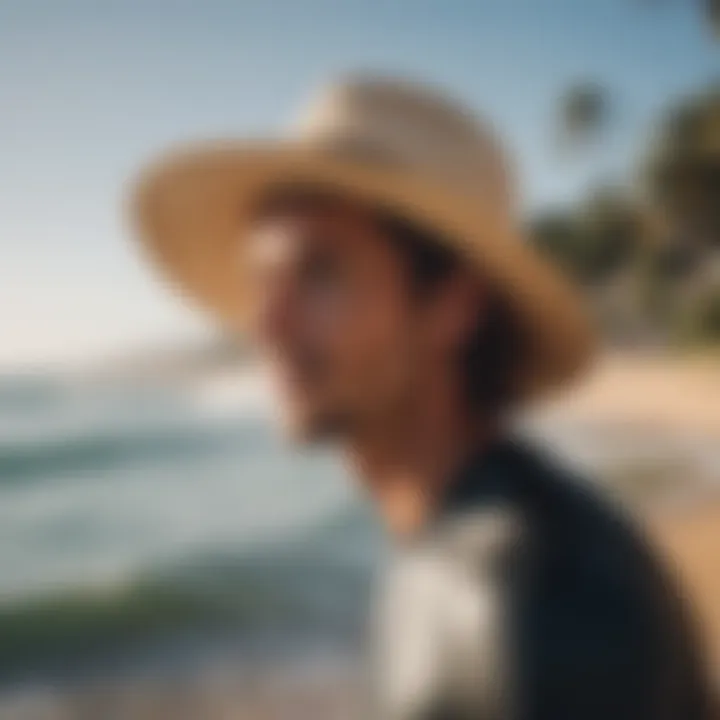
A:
245;196;467;441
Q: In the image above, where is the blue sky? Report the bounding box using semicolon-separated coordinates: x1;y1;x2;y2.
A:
1;0;717;368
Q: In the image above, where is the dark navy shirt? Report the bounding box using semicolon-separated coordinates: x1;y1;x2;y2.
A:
372;438;713;719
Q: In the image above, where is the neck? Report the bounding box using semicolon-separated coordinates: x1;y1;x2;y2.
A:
346;382;497;538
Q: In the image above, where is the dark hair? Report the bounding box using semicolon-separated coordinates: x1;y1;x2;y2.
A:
377;211;523;417
252;183;523;416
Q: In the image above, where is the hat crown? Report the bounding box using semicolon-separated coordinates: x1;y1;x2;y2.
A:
292;77;515;217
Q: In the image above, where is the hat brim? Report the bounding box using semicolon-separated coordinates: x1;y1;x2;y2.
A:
132;140;596;401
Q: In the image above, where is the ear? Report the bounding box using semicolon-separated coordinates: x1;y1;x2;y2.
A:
426;272;486;355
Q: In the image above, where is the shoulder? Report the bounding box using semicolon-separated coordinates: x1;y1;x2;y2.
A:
495;438;648;561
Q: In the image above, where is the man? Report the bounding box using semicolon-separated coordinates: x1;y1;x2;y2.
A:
133;76;712;718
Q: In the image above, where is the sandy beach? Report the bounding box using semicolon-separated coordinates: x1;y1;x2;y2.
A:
544;352;720;440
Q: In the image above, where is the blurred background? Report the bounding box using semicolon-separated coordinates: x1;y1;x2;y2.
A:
1;1;719;717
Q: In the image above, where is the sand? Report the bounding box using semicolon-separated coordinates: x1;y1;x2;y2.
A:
543;351;720;439
651;500;720;669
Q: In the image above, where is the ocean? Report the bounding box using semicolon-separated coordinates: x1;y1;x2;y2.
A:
0;371;384;687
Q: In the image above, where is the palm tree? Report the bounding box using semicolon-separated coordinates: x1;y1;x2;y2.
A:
556;82;610;152
531;187;641;284
706;0;720;37
644;84;720;250
637;0;720;38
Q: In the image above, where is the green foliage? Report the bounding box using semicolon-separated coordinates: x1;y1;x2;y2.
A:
672;286;720;346
536;80;720;348
645;86;720;246
530;213;582;277
707;0;720;37
530;190;641;284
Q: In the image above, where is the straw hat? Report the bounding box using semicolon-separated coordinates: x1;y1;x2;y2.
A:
132;75;595;400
